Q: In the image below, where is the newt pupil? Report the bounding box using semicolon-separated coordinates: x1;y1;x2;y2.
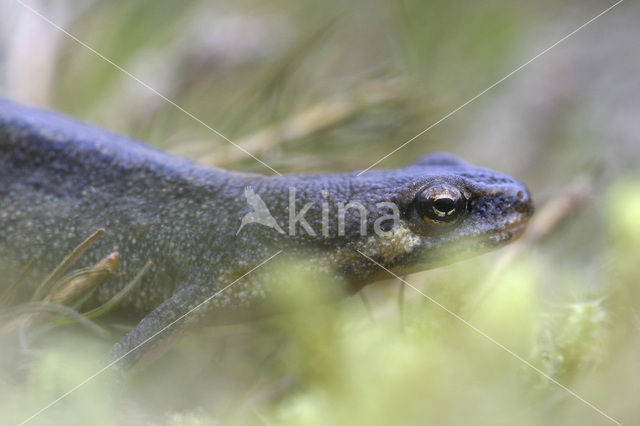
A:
434;197;456;212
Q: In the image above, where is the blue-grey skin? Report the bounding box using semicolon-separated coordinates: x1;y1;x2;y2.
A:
0;98;533;368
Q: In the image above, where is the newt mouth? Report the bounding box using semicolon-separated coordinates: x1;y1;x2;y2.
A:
487;218;529;246
373;217;530;280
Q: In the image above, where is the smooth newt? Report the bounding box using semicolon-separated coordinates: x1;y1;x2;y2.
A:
0;98;533;368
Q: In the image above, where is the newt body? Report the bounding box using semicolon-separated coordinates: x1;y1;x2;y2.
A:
0;99;533;366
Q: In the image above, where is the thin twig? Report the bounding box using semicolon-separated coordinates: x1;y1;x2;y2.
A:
359;290;374;322
397;276;406;333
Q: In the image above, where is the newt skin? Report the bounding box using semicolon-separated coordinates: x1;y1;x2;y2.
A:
0;98;533;367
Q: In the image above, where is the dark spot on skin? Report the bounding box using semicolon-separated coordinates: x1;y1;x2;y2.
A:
517;190;525;200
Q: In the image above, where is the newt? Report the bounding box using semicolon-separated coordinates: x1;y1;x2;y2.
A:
0;98;533;369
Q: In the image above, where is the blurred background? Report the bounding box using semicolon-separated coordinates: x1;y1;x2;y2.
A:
1;0;639;424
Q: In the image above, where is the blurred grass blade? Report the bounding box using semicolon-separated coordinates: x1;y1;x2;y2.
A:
1;301;109;338
80;260;153;320
0;256;37;307
204;79;403;167
31;228;105;301
46;252;120;306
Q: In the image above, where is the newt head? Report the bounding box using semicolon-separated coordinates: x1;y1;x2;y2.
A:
336;153;534;286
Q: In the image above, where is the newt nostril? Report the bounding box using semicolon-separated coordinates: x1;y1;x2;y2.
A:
514;188;534;215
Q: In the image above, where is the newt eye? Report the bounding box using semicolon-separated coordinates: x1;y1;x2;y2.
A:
414;182;466;225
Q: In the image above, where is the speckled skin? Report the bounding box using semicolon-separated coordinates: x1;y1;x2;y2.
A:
0;98;533;367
